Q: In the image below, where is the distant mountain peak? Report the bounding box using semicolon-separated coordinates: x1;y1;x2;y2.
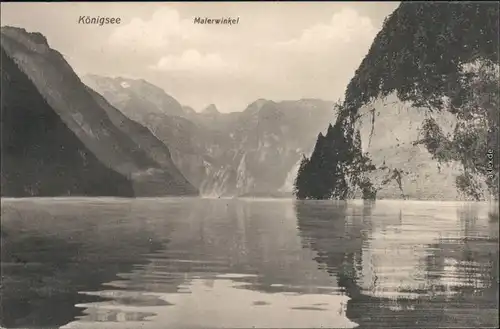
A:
202;104;220;115
84;75;159;91
250;98;269;106
82;74;185;117
243;99;270;114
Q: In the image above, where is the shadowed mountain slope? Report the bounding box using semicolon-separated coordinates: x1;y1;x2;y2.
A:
1;26;198;197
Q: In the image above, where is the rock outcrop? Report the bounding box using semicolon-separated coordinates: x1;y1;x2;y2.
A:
295;3;499;201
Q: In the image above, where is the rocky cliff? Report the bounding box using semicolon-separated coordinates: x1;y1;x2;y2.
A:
295;2;499;201
1;27;198;197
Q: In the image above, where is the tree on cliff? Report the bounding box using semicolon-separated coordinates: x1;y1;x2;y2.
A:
294;2;499;200
416;60;499;199
294;131;335;200
294;154;310;200
294;117;375;200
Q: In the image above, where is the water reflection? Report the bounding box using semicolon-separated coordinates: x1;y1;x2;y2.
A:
295;200;499;328
1;198;498;328
1;199;356;329
0;199;179;328
77;199;354;329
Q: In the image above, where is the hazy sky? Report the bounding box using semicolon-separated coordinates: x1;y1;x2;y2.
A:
1;2;399;112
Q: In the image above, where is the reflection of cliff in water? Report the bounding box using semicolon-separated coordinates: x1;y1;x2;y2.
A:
0;200;184;328
124;199;337;295
294;200;499;328
420;204;499;326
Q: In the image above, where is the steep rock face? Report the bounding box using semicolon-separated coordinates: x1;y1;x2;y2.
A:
296;2;498;201
216;99;334;197
1;48;134;197
352;94;464;200
1;27;197;196
81;74;335;196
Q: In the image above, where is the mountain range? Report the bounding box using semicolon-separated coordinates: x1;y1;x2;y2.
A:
7;2;493;202
1;26;335;198
82;75;335;196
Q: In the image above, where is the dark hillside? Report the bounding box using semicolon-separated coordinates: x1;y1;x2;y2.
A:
0;48;134;197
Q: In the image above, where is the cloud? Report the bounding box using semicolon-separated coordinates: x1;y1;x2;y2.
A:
240;8;379;104
150;49;236;73
276;8;377;51
108;7;201;50
107;6;380;110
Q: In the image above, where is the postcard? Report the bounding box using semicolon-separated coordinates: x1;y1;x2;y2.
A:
1;2;498;328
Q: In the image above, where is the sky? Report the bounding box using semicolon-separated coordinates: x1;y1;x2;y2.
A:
1;2;399;112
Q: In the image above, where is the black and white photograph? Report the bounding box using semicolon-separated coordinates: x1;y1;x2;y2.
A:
0;1;499;328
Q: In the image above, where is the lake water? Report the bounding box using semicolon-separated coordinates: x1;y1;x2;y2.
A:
1;198;498;329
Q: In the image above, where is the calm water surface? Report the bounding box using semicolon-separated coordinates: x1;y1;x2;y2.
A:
1;198;498;328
